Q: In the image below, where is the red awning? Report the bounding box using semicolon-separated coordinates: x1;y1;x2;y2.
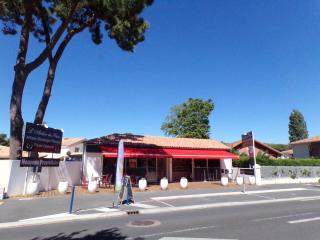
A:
100;146;239;160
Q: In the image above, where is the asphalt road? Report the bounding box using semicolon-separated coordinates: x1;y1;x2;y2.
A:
1;185;320;240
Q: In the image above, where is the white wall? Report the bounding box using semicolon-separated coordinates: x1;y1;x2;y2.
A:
293;144;310;158
0;160;82;197
0;160;13;192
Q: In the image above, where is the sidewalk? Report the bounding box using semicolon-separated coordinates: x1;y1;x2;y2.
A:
1;183;319;229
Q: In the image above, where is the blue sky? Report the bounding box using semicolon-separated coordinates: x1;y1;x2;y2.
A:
1;0;320;144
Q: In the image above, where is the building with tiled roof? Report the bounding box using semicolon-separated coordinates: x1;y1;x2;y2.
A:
84;133;239;183
291;136;320;158
229;139;282;158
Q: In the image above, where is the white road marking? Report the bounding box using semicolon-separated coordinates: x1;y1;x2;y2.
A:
288;217;320;224
140;195;320;215
246;193;275;200
151;188;307;201
154;199;175;207
251;212;314;222
159;238;237;240
18;198;34;201
130;203;158;209
126;225;217;240
300;197;320;202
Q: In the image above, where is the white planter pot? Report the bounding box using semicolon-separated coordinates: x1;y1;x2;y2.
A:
160;178;168;190
138;179;147;191
249;176;256;185
236;176;244;185
26;182;39;195
180;177;188;189
88;180;98;193
221;176;229;186
58;181;69;194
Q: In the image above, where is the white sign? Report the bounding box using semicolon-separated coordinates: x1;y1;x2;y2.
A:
115;140;124;192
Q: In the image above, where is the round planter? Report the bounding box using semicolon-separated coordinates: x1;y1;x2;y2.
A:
180;177;188;189
138;178;147;191
236;176;244;185
160;178;168;190
249;176;256;185
221;176;229;186
88;180;98;193
58;181;69;194
26;181;39;195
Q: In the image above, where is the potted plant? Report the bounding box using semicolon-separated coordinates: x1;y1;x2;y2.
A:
221;176;228;186
58;179;69;194
138;178;147;191
26;173;39;195
236;175;244;185
160;177;168;190
180;177;188;189
88;175;98;193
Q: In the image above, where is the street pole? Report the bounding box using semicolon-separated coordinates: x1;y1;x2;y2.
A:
252;132;257;183
69;185;76;214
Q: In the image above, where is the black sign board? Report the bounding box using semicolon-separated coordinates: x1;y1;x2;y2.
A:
241;131;253;148
20;158;60;167
23;122;63;153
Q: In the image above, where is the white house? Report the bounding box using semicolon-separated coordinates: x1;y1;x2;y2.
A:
291;136;320;158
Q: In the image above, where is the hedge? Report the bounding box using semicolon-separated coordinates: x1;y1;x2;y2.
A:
232;154;320;167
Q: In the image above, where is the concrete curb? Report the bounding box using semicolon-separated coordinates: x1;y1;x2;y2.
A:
0;211;126;229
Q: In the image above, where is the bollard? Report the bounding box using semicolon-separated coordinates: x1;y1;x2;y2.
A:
69;185;76;214
242;176;246;193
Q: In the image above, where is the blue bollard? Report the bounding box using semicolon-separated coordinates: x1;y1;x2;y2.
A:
69;185;76;214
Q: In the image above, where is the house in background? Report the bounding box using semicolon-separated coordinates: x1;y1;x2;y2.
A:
291;136;320;159
43;137;86;161
0;145;9;160
229;139;282;158
281;149;293;158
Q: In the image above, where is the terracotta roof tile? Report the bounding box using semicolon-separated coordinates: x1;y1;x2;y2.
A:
87;134;230;150
291;136;320;145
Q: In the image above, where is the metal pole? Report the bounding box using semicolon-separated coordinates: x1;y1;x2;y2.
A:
68;185;76;214
252;132;257;183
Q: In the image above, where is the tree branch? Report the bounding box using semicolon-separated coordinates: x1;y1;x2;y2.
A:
25;2;79;72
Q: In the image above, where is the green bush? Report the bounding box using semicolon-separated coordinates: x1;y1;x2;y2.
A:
232;152;320;167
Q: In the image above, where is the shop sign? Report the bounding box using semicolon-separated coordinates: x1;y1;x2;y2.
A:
23;122;63;153
20;158;60;167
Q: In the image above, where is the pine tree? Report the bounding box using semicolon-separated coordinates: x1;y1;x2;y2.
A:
288;109;308;142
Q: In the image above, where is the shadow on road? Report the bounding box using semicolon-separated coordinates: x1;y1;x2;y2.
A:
28;228;143;240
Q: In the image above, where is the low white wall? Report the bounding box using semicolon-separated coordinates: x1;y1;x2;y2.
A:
0;160;82;197
262;177;319;185
0;160;13;192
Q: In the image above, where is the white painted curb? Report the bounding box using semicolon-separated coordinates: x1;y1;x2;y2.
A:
0;211;126;229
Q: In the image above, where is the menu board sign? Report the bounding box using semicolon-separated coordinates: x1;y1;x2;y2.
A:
23;122;63;153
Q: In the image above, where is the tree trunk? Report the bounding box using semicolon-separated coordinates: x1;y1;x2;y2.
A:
9;0;32;160
9;69;28;159
34;63;57;124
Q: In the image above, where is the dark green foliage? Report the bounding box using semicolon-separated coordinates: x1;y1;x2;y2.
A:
266;143;290;152
0;133;9;146
161;98;214;139
0;0;153;52
288;109;308;143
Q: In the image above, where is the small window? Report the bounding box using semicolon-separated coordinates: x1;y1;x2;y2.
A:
75;147;80;152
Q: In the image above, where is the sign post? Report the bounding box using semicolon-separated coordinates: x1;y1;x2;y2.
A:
242;131;257;182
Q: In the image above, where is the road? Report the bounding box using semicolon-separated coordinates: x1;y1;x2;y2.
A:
1;184;320;239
